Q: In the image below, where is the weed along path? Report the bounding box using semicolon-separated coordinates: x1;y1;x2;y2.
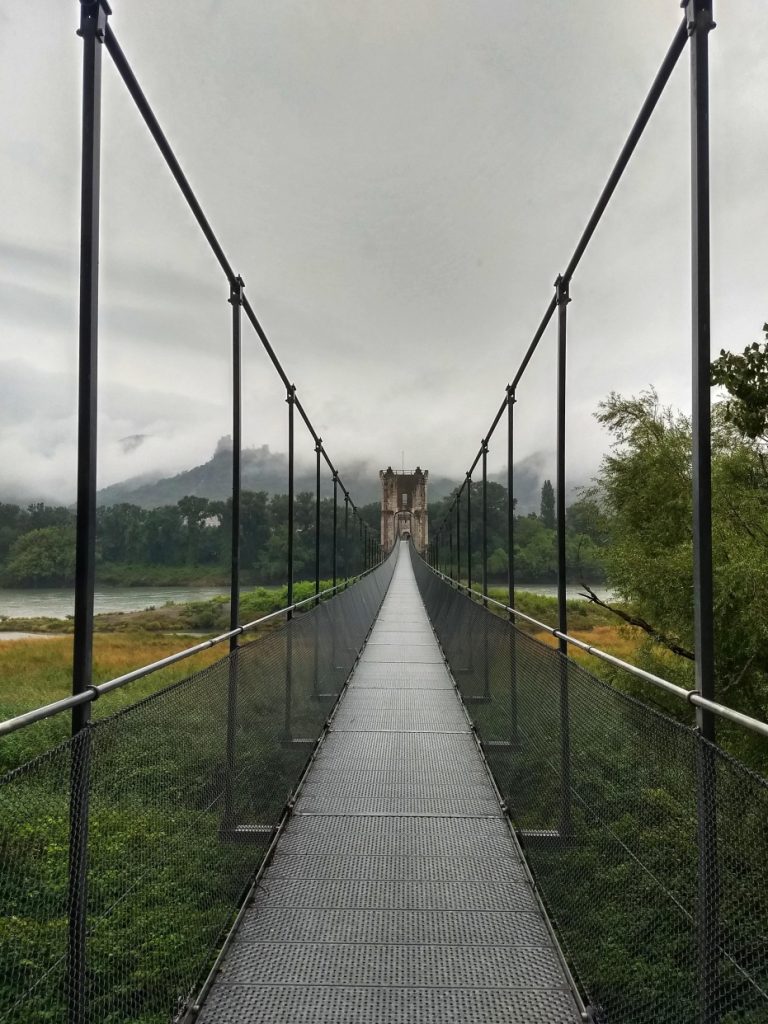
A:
196;542;582;1023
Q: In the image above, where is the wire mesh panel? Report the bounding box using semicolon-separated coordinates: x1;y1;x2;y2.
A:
0;553;395;1024
410;547;768;1024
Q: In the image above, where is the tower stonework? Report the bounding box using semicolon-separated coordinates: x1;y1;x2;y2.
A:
380;467;429;555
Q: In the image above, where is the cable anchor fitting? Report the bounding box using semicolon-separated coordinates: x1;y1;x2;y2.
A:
229;276;244;306
683;0;715;36
77;0;111;41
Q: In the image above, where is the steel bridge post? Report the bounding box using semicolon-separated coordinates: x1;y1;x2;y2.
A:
507;386;518;743
456;497;461;585
313;440;322;696
70;4;110;1020
466;474;472;594
315;441;322;601
688;3;719;1020
332;473;338;588
555;274;572;837
330;473;338;678
344;492;350;583
284;385;296;740
481;441;490;701
481;441;488;605
229;277;244;648
225;275;244;827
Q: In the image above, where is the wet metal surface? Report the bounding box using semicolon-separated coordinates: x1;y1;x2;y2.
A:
198;544;582;1023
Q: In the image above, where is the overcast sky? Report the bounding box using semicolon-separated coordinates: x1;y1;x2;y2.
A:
1;0;766;504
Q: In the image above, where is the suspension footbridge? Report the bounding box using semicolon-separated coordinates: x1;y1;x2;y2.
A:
1;2;767;1023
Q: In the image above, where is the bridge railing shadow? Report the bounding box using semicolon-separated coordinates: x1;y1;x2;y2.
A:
411;545;768;1024
0;550;397;1024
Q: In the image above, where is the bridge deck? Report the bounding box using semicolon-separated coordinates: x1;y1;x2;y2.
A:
198;544;582;1023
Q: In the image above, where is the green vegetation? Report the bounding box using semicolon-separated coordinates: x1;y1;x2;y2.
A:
0;633;224;772
3;328;768;1021
0;562;384;1023
0;494;376;588
588;387;768;763
0;579;340;637
429;479;608;584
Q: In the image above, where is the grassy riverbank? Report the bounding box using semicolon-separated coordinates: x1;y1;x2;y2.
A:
0;633;225;773
0;580;335;635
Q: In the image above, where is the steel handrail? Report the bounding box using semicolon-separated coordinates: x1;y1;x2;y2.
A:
0;562;385;740
430;566;768;741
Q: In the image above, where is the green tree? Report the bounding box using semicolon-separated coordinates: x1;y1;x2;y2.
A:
5;526;76;585
593;386;768;736
540;479;555;529
711;323;768;440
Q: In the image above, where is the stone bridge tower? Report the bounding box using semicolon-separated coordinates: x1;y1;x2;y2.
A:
380;467;429;555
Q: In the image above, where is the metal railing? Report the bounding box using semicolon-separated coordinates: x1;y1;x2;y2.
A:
0;567;381;741
418;4;767;1021
430;568;768;743
0;549;398;1024
427;3;715;730
411;545;768;1024
2;2;386;1022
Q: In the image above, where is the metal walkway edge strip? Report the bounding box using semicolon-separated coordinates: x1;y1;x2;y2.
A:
196;543;585;1024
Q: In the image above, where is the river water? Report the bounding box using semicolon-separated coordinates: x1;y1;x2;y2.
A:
0;586;230;620
0;582;613;620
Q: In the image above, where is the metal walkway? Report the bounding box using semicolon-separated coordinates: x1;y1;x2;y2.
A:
199;543;582;1023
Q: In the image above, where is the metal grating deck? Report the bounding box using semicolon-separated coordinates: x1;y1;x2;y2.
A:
197;543;583;1023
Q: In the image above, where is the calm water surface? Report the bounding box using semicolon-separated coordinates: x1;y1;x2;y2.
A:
0;586;230;620
0;582;614;621
516;583;614;601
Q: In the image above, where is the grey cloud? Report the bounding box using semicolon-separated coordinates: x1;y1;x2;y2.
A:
2;0;767;503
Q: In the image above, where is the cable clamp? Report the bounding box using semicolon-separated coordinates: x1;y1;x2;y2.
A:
554;274;570;306
229;276;244;306
683;0;715;36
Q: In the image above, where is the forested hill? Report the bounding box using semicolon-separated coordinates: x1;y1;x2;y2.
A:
94;437;549;510
96;440;326;508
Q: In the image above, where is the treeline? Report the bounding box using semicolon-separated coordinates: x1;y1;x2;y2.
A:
0;482;607;589
0;495;381;588
427;480;608;583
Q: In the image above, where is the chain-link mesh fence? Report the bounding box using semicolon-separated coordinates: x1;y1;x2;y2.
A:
410;546;768;1024
0;553;395;1024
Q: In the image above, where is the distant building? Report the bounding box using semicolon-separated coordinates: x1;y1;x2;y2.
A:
379;467;429;554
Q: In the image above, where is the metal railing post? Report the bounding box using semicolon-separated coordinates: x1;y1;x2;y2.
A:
70;4;110;1019
229;277;244;646
481;440;490;702
286;385;296;610
284;384;295;740
555;274;572;836
332;473;338;588
481;441;488;605
688;3;719;1020
344;492;350;582
313;440;322;696
507;385;518;742
225;274;243;825
456;496;461;585
466;474;472;594
314;440;322;601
